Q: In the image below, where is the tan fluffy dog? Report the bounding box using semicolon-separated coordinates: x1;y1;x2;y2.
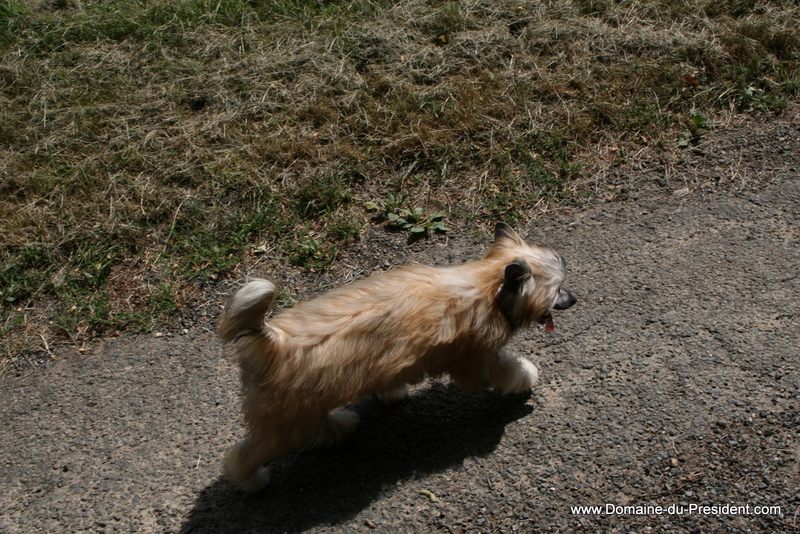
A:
219;222;576;491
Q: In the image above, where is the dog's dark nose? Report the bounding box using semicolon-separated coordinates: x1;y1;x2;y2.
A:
553;288;577;310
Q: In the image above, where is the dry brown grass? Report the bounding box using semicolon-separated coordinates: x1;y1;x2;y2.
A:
1;0;798;370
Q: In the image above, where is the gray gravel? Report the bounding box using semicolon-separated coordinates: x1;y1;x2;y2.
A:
1;115;799;533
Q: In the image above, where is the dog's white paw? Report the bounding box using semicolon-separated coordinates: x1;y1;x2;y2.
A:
319;408;360;445
517;358;539;390
238;466;272;492
224;440;272;492
500;354;539;394
377;384;409;404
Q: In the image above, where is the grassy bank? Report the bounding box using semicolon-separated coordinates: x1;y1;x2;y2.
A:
1;0;798;365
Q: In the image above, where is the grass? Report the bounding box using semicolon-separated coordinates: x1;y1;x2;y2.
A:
1;0;798;366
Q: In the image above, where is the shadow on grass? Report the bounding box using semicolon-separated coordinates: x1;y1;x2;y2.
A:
179;382;533;533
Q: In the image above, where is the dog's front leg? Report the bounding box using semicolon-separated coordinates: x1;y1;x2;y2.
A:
449;348;538;394
488;348;539;394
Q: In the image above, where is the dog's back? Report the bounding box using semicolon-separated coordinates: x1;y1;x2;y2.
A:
221;264;511;399
269;265;505;350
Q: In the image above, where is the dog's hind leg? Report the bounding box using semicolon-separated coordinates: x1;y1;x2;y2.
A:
313;408;360;446
224;439;277;492
225;408;359;491
224;430;305;492
489;348;539;394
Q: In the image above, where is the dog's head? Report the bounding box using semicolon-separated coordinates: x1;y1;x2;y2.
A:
487;222;577;331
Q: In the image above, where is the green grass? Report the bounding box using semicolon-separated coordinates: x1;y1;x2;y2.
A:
1;0;798;363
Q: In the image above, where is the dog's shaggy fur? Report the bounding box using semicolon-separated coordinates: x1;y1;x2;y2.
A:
219;223;576;491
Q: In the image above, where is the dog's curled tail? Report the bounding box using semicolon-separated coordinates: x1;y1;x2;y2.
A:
219;279;277;345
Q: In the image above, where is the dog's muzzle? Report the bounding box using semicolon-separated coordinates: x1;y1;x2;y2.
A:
553;288;577;311
541;288;577;332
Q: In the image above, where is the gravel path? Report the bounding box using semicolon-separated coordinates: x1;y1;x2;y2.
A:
1;116;799;533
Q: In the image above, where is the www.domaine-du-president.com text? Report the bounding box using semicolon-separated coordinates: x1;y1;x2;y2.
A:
571;503;783;517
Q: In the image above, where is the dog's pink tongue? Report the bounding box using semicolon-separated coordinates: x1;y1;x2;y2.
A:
545;314;555;332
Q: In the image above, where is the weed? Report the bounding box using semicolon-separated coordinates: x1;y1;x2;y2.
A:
365;192;408;217
148;283;180;317
368;194;449;236
689;110;708;134
287;236;338;270
415;1;476;44
387;207;449;236
294;172;352;219
679;109;710;147
327;216;362;244
274;287;296;309
484;190;523;227
0;0;24;25
740;85;788;112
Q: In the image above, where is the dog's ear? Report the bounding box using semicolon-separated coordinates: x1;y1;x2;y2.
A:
485;223;525;258
497;259;532;328
503;258;531;292
494;222;513;240
494;222;524;244
487;223;526;258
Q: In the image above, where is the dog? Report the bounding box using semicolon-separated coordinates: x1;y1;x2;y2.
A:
218;222;576;491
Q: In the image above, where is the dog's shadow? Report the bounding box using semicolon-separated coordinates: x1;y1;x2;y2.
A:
179;382;533;533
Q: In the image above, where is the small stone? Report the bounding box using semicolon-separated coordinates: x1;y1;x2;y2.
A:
673;187;691;198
